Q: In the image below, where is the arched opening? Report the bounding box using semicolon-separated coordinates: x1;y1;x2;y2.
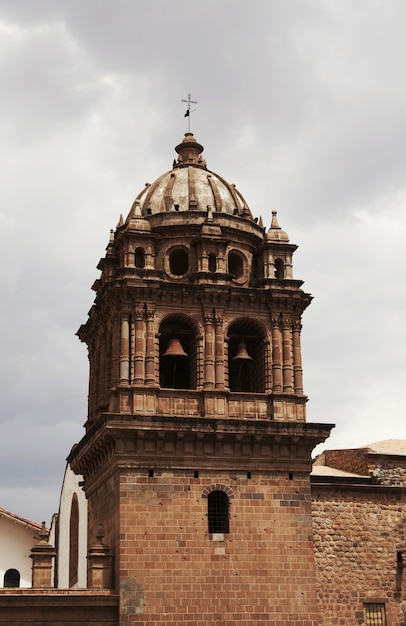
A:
208;253;217;273
208;491;229;533
4;569;20;588
69;493;79;588
159;314;198;389
274;258;284;279
135;247;145;269
228;250;244;279
169;247;189;276
227;318;266;392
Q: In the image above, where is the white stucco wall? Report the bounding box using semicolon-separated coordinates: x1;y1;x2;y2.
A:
54;463;88;588
0;515;40;588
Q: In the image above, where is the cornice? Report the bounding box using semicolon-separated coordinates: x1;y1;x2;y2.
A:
69;414;333;491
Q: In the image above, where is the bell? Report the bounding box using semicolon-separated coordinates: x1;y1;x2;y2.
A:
232;341;252;361
162;338;188;358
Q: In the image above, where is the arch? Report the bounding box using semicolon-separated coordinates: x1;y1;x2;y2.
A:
135;247;145;269
69;493;79;588
201;484;235;499
227;318;267;392
3;569;20;588
168;246;189;276
274;258;284;279
159;314;199;389
227;250;244;279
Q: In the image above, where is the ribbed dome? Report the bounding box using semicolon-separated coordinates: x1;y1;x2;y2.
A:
131;133;254;221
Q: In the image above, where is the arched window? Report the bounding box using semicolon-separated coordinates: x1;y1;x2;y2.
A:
169;247;189;276
159;314;198;389
274;258;284;279
208;491;229;533
228;250;244;279
4;569;20;588
135;247;145;269
208;253;217;273
69;493;79;588
227;318;266;392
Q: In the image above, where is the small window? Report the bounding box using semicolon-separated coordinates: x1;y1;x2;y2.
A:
135;247;145;269
228;251;243;279
4;569;20;588
208;253;217;272
169;248;189;276
364;603;386;626
274;258;284;279
208;490;229;533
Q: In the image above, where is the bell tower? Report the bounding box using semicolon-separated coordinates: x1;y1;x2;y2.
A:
69;132;332;625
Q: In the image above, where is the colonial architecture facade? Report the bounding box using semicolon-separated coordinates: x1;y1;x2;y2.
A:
0;132;404;626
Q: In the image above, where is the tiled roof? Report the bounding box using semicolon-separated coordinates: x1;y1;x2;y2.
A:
366;439;406;456
0;506;42;530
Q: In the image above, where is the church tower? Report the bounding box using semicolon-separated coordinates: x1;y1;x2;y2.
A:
69;132;332;625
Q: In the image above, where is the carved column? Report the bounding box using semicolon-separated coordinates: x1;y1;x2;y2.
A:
111;315;121;388
282;318;293;393
133;310;145;384
144;308;155;385
204;314;215;388
214;316;225;388
88;348;95;421
119;315;130;385
271;318;283;393
292;320;303;394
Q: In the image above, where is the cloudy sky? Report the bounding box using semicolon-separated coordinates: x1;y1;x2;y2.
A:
0;0;405;524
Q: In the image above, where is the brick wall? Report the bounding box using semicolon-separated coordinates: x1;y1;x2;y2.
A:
312;484;406;626
116;468;321;626
87;471;120;589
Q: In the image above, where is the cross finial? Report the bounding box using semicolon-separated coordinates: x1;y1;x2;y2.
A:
181;93;198;132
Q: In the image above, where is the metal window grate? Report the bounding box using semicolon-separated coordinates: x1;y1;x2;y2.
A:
364;603;386;626
208;491;229;533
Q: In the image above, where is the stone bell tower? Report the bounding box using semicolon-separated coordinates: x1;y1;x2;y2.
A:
69;132;332;625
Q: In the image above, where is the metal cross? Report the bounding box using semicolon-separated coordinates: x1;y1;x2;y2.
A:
181;93;198;132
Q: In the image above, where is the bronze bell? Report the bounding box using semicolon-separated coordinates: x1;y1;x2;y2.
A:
162;338;188;358
232;341;252;361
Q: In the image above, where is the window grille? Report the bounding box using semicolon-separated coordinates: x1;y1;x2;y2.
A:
364;603;386;626
208;490;229;533
4;569;20;588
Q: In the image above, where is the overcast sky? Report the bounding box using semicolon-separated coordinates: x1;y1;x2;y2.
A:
0;0;405;524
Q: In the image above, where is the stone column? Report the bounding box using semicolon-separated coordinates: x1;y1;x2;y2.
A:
30;522;56;589
282;318;293;393
99;332;107;404
292;320;303;394
144;309;155;385
271;318;283;393
119;315;130;385
214;315;225;388
204;314;215;388
133;310;145;384
87;523;113;590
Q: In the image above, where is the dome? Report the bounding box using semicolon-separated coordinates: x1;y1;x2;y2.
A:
129;133;254;221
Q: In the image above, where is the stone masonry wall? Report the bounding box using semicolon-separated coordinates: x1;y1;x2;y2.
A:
117;468;321;626
314;450;370;476
312;485;406;626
